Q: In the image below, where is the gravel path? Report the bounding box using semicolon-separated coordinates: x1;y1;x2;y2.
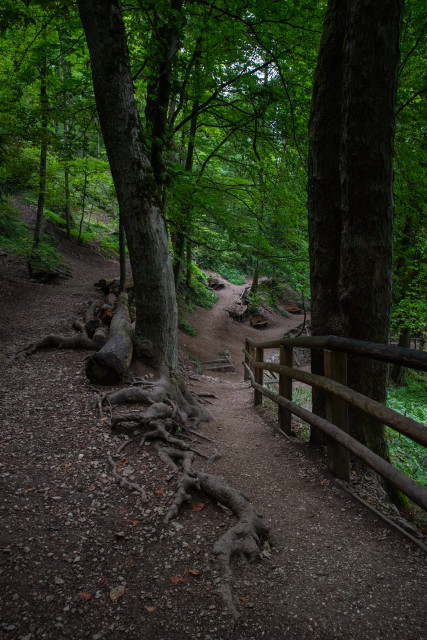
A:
0;216;426;640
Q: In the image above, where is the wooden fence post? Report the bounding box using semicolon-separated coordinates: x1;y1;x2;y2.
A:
278;345;293;434
244;339;250;381
324;350;349;481
254;347;264;406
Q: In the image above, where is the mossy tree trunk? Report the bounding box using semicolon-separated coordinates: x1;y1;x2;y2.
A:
77;0;178;375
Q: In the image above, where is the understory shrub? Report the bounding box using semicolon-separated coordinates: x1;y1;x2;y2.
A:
387;370;427;488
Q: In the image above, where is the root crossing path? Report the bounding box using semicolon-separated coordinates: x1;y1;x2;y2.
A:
0;240;426;639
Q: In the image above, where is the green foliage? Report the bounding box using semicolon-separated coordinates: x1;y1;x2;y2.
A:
178;321;197;337
387;370;427;488
386;428;427;489
100;233;120;257
217;265;246;286
0;198;33;254
0;197;62;265
178;266;218;309
195;250;247;285
293;386;312;410
189;355;203;373
387;370;427;424
44;209;97;244
182;281;217;309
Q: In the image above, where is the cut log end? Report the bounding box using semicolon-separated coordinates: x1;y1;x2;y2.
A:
86;353;126;386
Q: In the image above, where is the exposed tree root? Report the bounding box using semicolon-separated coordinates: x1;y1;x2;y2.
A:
158;449;200;523
14;333;97;359
15;291;266;620
139;419;188;449
197;471;269;619
103;376;212;424
102;386;164;406
107;453;148;503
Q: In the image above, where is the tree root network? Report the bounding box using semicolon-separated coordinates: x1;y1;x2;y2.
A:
14;292;269;620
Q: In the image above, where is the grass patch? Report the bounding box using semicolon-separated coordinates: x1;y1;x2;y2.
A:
387;370;427;488
0;198;63;266
0;198;34;255
178;320;197;337
386;428;427;489
216;265;246;285
100;233;120;257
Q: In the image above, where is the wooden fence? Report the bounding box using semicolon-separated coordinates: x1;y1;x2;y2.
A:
243;335;427;512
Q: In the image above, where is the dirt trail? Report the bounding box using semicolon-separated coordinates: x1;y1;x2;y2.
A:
0;226;426;640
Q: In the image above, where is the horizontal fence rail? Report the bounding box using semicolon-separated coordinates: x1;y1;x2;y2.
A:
243;335;427;512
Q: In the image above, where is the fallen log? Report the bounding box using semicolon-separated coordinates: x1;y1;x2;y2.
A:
85;292;133;385
92;326;108;349
95;278;134;295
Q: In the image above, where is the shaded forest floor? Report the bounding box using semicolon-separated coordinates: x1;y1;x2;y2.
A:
0;207;426;640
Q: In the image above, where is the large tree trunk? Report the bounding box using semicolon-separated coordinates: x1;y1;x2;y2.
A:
308;0;403;457
307;0;347;444
339;0;403;458
77;0;178;375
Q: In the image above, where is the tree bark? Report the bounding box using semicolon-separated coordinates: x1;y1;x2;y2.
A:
338;0;403;459
119;214;126;292
307;0;404;457
144;0;184;188
77;0;178;375
33;52;48;251
64;163;72;240
307;0;347;445
85;292;133;385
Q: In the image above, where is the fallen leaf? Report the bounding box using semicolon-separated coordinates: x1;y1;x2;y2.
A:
125;519;140;525
88;484;96;491
121;459;129;465
169;575;188;584
192;503;205;512
239;596;247;603
99;578;108;588
320;479;330;486
146;606;156;612
77;592;92;601
188;569;200;577
110;585;125;601
155;489;164;495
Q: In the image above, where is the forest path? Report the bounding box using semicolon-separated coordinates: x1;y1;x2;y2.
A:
0;219;426;640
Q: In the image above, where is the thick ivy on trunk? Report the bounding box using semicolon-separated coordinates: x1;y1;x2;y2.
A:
308;0;404;458
77;0;178;374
